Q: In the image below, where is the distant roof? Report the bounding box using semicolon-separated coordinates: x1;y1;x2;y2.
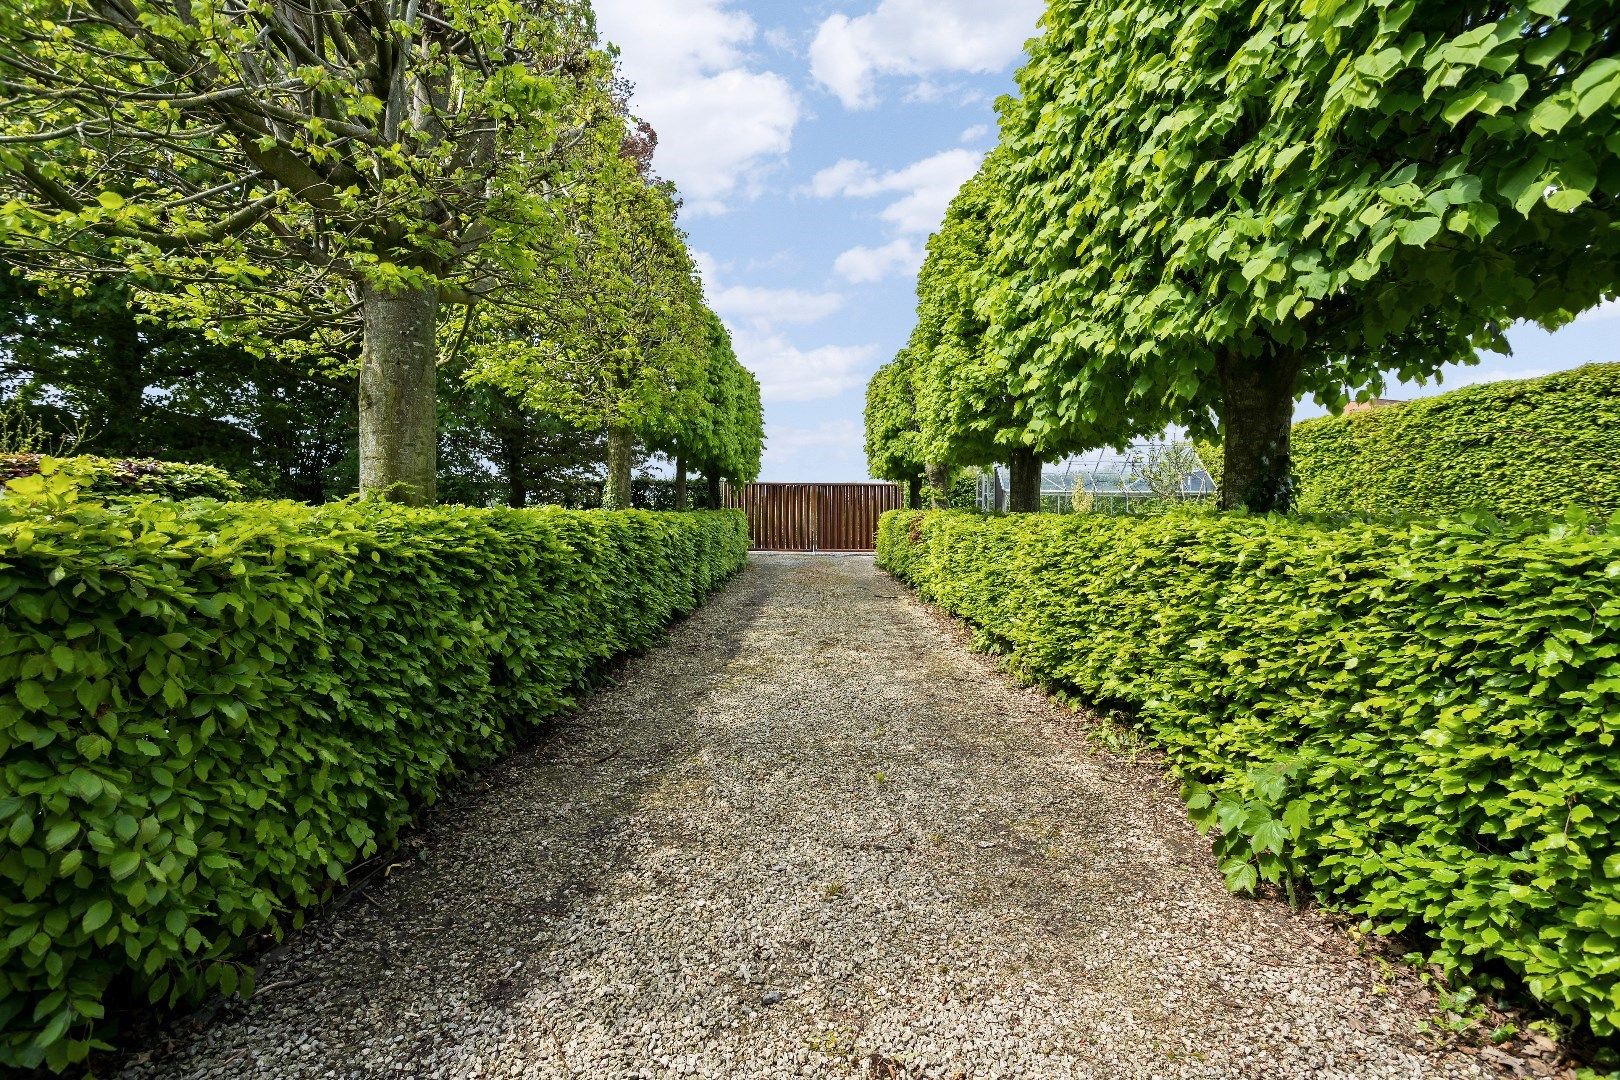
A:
1342;398;1405;414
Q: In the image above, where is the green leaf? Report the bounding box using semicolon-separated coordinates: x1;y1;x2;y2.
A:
82;900;113;933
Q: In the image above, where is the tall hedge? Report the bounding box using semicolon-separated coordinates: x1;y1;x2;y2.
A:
1291;362;1620;519
0;463;748;1070
878;509;1620;1038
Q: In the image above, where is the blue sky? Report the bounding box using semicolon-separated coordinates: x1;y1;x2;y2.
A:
594;0;1618;482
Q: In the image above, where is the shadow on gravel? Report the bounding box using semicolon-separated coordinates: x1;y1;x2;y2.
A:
116;561;776;1078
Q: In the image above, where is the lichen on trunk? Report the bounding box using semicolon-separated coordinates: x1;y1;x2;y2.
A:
358;282;438;505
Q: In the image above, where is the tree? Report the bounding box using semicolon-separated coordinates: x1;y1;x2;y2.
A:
988;0;1620;511
466;124;709;510
864;349;928;507
911;157;1050;512
0;0;609;504
0;266;358;498
658;312;762;509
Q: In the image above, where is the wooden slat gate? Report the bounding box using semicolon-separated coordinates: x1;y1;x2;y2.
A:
724;482;903;552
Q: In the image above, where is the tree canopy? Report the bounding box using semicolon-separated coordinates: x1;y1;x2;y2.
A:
0;0;612;503
872;0;1620;512
984;0;1619;509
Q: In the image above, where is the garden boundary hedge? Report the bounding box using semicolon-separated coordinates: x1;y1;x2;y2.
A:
1292;362;1620;518
0;454;243;502
878;508;1620;1039
0;463;748;1070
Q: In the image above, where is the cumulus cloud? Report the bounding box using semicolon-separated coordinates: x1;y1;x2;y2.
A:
693;253;865;404
832;239;923;284
734;333;879;403
960;123;991;144
809;0;1044;109
763;419;869;478
807;149;980;282
594;0;799;214
696;251;845;333
809;149;982;235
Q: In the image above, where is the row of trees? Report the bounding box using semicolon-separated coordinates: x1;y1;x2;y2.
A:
0;0;762;507
868;0;1618;512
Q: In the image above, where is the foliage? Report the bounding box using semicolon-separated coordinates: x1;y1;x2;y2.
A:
910;156;1042;468
879;508;1620;1038
0;454;241;501
1;268;358;501
0;400;91;458
863;350;926;486
0;462;748;1070
984;0;1620;508
1291;363;1620;519
647;312;764;491
0;0;613;502
465;127;712;510
1122;439;1207;505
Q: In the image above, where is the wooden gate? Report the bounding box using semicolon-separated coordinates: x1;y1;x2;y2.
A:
724;482;903;552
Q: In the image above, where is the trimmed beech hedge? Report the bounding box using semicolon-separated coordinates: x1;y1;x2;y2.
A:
1;453;243;502
878;509;1620;1037
1294;363;1620;518
0;463;747;1070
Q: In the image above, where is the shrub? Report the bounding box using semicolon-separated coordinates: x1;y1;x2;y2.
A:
0;453;243;502
0;463;748;1070
878;508;1620;1038
1291;363;1620;518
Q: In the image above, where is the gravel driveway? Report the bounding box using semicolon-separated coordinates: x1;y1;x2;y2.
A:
121;555;1530;1079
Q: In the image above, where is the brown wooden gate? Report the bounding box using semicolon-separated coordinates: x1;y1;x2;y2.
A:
724;482;903;552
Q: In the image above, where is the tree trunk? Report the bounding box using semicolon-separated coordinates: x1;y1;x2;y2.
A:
96;312;148;455
907;475;922;509
1007;447;1043;513
358;282;438;505
500;430;527;508
603;423;633;510
1216;347;1299;513
924;461;951;509
707;472;723;508
673;455;688;511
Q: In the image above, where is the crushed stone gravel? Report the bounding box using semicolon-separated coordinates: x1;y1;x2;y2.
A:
118;554;1546;1079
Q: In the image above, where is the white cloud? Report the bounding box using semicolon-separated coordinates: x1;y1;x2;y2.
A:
809;149;982;235
809;0;1044;109
696;250;845;332
960;123;991;144
809;148;981;282
594;0;799;214
713;284;846;329
833;239;923;284
763;419;869;478
733;331;878;403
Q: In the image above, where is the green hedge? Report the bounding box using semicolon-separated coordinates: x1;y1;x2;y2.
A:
878;509;1620;1038
1247;362;1620;518
0;453;243;502
0;462;748;1071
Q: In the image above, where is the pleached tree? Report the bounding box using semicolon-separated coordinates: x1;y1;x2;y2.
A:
0;0;610;504
987;0;1620;510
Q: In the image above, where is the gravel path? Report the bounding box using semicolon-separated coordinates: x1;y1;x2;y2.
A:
122;555;1530;1079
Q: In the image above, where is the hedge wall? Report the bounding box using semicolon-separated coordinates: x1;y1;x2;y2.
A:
878;509;1620;1038
1;453;243;502
1293;363;1620;518
0;463;748;1070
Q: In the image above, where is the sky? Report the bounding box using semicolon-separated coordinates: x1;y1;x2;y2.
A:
592;0;1618;482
